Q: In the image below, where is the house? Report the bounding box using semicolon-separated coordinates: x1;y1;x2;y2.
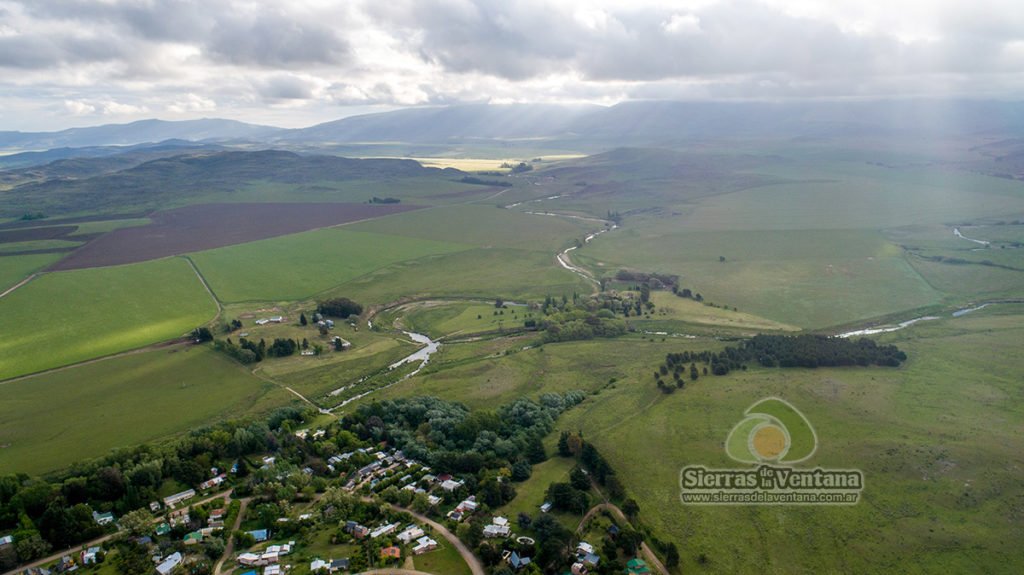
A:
427;494;442;506
199;474;226;491
162;489;195;508
81;547;101;565
540;501;553;513
440;478;464;492
92;510;115;525
370;522;399;539
455;497;478;513
0;535;13;546
507;551;531;570
183;531;203;545
412;535;438;555
380;546;401;560
269;316;283;323
155;552;182;575
397;525;425;544
446;510;463;522
344;521;369;539
237;553;262;567
626;558;652;574
263;566;281;575
310;559;328;572
247;529;270;543
483;516;511;538
149;501;161;513
576;542;595;556
155;523;171;536
581;553;600;567
329;558;349;572
571;563;589;575
255;319;269;325
210;508;226;522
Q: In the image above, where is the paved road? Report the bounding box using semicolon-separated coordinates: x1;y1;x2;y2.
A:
577;502;671;575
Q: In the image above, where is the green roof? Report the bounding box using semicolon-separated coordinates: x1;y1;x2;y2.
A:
184;531;203;541
626;558;651;574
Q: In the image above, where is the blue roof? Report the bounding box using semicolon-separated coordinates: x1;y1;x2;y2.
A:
247;529;269;541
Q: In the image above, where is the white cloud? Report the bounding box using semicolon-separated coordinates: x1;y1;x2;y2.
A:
1;0;1023;130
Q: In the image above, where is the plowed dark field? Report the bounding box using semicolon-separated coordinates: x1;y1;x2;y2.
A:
50;202;419;270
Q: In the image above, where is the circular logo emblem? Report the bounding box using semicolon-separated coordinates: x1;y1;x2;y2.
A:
725;397;817;464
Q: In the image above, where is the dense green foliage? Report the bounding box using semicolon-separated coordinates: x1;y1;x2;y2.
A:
343;393;584;475
318;297;364;319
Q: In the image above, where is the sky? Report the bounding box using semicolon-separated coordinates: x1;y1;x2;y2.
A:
1;0;1023;131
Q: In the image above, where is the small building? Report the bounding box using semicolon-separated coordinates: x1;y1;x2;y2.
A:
92;511;115;525
577;542;595;556
162;489;195;508
155;523;171;536
263;566;281;575
370;522;399;539
397;525;425;544
380;546;401;560
540;501;553;513
571;563;589;575
483;516;511;538
248;529;270;543
626;558;652;574
149;501;161;513
0;535;13;546
310;559;328;572
269;316;283;323
183;531;203;545
412;535;438;555
81;547;101;565
440;478;464;492
329;558;349;573
155;552;182;575
507;551;531;570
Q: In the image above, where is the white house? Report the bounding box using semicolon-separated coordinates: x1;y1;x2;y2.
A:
397;525;425;544
370;522;399;539
412;535;438;555
163;489;195;508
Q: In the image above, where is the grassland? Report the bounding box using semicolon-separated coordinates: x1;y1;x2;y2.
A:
0;345;290;475
392;300;532;339
324;248;592;307
349;204;593;252
191;228;469;302
412;540;473;575
0;257;218;380
549;305;1024;574
0;252;64;291
0;239;81;253
576;228;940;329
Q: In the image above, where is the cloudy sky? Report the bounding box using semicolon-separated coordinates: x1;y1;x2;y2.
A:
1;0;1022;131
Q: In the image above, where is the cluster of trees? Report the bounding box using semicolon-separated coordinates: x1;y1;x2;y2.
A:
317;297;363;319
656;335;907;388
342;393;584;477
0;406;310;567
459;176;512;187
191;327;213;342
368;196;400;204
541;309;628;343
670;284;703;302
500;161;533;174
213;337;263;364
614;270;678;291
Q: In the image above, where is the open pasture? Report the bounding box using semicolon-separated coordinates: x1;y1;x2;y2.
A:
577;228;939;329
0;257;217;380
0;345;288;476
552;305;1024;574
51;202;420;270
191;227;468;302
0;252;63;291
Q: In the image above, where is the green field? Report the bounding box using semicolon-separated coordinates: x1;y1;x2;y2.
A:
0;252;63;291
577;229;941;328
551;305;1024;574
0;239;81;253
0;345;290;475
324;248;592;307
349;204;593;252
191;228;469;302
0;257;218;380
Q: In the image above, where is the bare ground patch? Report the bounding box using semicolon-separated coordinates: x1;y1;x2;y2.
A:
49;202;421;270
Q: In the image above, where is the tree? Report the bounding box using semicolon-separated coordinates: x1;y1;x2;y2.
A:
15;533;50;563
719;255;726;263
622;498;640;519
495;297;504;308
192;327;213;342
119;508;153;537
665;542;680;567
511;460;532;482
640;283;650;303
317;297;363;318
570;467;590;491
690;363;699;381
557;431;572;457
525;435;547;464
299;313;308;326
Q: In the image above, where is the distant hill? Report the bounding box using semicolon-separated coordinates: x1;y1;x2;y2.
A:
276;103;602;143
0;149;454;218
0;118;283;151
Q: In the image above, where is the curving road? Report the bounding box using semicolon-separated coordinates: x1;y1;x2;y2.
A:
577;503;671;575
